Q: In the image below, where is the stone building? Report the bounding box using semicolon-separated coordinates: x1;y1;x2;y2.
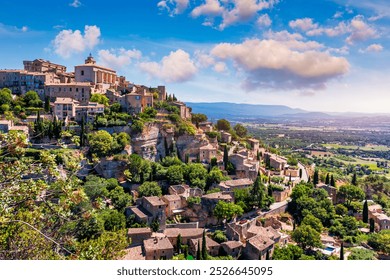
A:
143;236;174;260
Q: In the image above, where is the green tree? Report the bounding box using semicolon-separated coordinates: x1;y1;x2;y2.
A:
191;113;207;128
88;130;113;157
138;182;162;197
292;225;322;250
90;93;109;106
368;230;390;254
0;88;12;106
223;145;229;170
216;119;231;131
99;209;126;231
363;200;369;223
301;214;324;233
233;123;247;138
167;165;184;185
176;234;182;254
313;169;319;185
185;163;208;190
213;201;243;223
211;230;227;243
325;173;330;185
340;242;344;260
330;175;336;187
369;218;375;233
338;184;365;207
348;248;375;260
201;230;207;260
207;167;227;187
24;90;43;107
197;242;202;260
272;244;303;260
108;186;133;211
352;172;358;186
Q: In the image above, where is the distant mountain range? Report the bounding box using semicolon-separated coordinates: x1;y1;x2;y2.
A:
185;102;389;121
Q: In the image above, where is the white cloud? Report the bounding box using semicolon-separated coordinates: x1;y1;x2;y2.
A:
52;25;101;58
21;26;28;32
98;48;142;70
0;23;30;36
219;0;279;30
291;16;377;45
139;49;197;83
265;31;323;51
191;0;224;17
211;38;349;90
359;43;384;53
69;0;82;8
346;16;377;44
161;0;279;29
214;61;227;73
289;18;318;31
257;14;272;27
333;11;343;19
194;51;215;68
158;0;189;16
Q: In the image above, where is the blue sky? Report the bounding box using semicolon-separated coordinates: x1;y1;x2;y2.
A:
1;0;389;113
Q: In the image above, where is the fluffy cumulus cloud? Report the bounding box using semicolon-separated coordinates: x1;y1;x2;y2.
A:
53;25;100;58
290;16;377;45
98;48;142;70
346;16;377;44
257;14;272;27
139;49;197;83
289;18;318;31
158;0;189;16
211;37;349;90
162;0;278;29
359;43;384;53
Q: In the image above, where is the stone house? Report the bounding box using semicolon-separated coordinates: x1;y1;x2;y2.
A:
199;144;217;163
369;204;390;230
316;183;338;204
244;234;275;260
164;228;204;250
189;236;220;257
128;196;167;229
220;131;232;143
127;228;152;245
198;121;213;132
168;184;203;198
218;178;253;192
220;241;243;258
143;236;174;260
201;192;233;214
247;138;259;152
161;195;186;217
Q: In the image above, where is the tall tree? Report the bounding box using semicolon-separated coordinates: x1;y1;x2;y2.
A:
369;218;375;233
325;173;330;185
44;96;50;112
299;169;302;179
201;230;207;260
223;145;228;170
176;234;182;254
363;200;369;223
330;175;336;187
266;250;270;260
251;173;263;208
340;242;344;260
197;242;202;260
352;173;357;186
216;119;231;131
313;169;319;185
80;116;85;147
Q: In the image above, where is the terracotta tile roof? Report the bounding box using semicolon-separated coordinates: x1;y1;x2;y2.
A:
247;225;281;240
164;228;204;239
143;237;173;252
247;235;274;252
162;195;181;202
222;178;253;187
202;192;232;200
144;196;166;207
120;246;145;260
221;241;243;250
190;236;220;249
129;206;149;219
127;227;152;235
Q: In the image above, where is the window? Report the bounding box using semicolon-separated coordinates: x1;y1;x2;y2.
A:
81;70;84;76
135;96;140;100
81;88;84;93
76;88;79;92
69;88;72;92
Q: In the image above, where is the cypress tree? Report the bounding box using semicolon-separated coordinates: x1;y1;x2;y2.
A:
268;185;273;197
197;242;202;260
223;145;228;170
313;169;319;185
201;230;207;260
289;173;292;182
44;96;50;112
299;169;302;179
266;250;270;260
185;154;189;164
340;242;344;260
369;218;375;232
176;234;182;254
363;200;368;223
325;173;330;185
352;173;357;186
183;245;188;259
80;116;85;147
251;172;263;208
330;175;336;187
164;137;169;156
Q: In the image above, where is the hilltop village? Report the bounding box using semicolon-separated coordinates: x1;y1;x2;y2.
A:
0;56;389;260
